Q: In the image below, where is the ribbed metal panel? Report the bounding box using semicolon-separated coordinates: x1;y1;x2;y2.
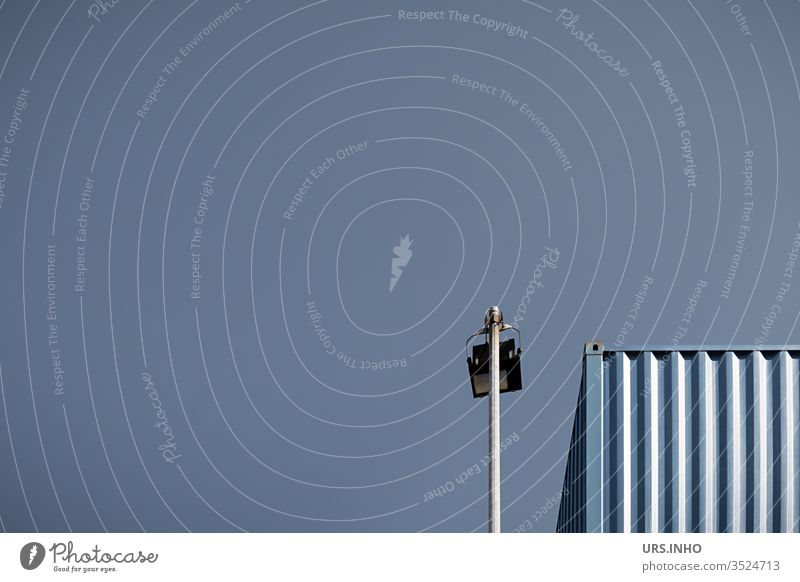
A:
556;342;800;533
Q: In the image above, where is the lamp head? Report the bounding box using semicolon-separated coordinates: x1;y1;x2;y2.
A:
466;338;523;398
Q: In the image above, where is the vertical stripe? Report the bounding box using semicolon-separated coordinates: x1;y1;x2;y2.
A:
720;353;732;532
782;352;793;533
704;353;715;532
600;355;605;530
766;354;776;531
650;353;659;532
623;353;632;533
584;347;604;531
668;353;679;532
794;353;800;533
731;354;743;532
757;352;768;532
677;352;687;532
605;352;622;532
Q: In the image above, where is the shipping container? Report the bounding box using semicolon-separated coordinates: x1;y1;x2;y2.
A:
556;341;800;532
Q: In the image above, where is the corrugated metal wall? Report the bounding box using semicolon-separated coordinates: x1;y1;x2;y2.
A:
556;342;800;532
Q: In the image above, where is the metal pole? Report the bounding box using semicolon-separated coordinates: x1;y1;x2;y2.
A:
486;306;502;533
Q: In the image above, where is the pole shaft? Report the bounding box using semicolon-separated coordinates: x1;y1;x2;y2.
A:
489;316;501;533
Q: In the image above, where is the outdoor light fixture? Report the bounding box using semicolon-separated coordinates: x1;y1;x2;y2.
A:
467;338;523;398
465;307;523;533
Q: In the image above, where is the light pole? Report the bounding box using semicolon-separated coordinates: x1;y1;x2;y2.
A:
487;307;502;533
466;306;522;533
